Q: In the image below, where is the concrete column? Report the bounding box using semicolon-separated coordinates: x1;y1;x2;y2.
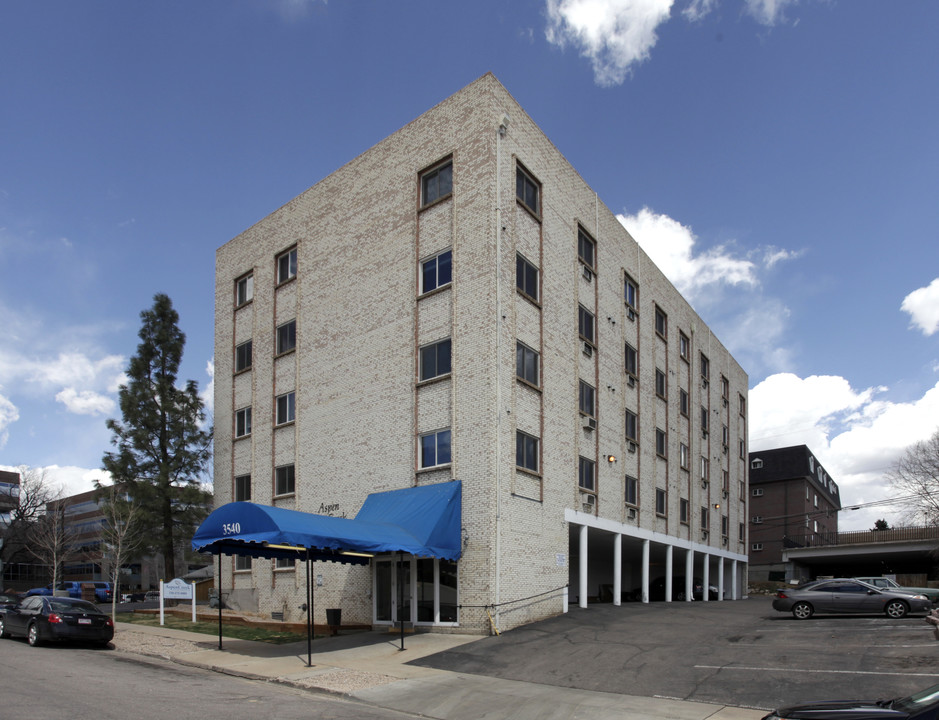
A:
664;545;673;602
718;557;725;601
685;548;694;602
641;539;650;603
702;554;710;602
613;533;622;607
579;524;588;609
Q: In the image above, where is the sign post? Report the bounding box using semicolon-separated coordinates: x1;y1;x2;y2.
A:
161;578;196;625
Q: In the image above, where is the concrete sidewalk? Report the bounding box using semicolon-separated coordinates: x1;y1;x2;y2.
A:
115;622;765;720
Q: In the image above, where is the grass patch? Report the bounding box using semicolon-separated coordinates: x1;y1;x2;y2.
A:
115;612;311;644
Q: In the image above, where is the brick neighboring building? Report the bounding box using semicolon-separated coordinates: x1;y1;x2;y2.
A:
213;73;749;634
748;445;841;581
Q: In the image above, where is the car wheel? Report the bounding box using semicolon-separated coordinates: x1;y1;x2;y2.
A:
0;617;7;638
97;640;111;648
27;623;40;646
885;600;908;619
792;602;814;620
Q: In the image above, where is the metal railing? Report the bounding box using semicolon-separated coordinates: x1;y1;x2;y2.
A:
784;525;939;549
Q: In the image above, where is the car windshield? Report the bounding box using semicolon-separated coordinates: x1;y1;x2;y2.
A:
49;600;101;614
892;684;939;711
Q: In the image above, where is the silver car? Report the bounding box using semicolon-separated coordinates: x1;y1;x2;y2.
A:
772;578;932;619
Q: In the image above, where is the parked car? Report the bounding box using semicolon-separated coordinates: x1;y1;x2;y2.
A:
121;591;146;603
0;593;21;609
144;590;160;602
90;582;113;603
0;595;114;647
772;578;932;619
854;576;939;605
25;581;82;598
631;576;719;602
762;681;939;719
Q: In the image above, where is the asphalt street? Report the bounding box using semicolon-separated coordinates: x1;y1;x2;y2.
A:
412;595;939;711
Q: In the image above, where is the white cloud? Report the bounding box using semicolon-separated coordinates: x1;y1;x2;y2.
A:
54;388;115;416
901;277;939;336
201;358;215;420
750;374;939;530
743;0;798;26
617;206;758;300
0;463;112;498
682;0;717;21
0;390;18;449
545;0;674;86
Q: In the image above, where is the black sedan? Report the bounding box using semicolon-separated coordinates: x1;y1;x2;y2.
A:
0;595;114;647
762;681;939;719
772;579;932;619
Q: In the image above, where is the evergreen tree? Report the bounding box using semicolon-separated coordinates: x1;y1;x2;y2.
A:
101;293;212;580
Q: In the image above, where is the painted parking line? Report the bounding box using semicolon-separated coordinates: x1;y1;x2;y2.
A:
695;665;939;678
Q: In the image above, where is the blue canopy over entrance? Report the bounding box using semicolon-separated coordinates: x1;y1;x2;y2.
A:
191;480;462;562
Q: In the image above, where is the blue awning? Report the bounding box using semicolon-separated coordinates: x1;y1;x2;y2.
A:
191;480;462;563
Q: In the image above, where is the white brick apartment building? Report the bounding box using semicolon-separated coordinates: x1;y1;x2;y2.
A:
210;73;749;635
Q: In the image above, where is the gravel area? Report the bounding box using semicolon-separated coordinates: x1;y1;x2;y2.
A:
112;628;215;660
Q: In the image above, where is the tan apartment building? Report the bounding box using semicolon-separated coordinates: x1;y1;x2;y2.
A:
211;73;749;634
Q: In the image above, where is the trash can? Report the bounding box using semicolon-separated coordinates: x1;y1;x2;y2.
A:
326;608;341;635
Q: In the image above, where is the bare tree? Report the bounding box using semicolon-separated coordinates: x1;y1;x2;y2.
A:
99;487;145;620
887;429;939;526
1;466;60;569
28;494;75;592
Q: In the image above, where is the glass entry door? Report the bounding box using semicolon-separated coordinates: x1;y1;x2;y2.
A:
374;557;411;625
373;555;458;626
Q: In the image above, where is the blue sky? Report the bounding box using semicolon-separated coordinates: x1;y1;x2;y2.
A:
1;0;937;530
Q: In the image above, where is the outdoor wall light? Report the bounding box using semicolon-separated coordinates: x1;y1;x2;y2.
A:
607;455;616;463
713;503;721;509
340;550;375;558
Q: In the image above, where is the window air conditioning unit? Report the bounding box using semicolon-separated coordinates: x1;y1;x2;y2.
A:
583;417;597;431
628;441;637;454
722;536;728;546
722;397;729;408
701;479;708;489
722;490;728;499
627;507;637;520
627;375;636;388
583;341;593;357
702;377;709;387
582;265;593;282
626;307;636;321
581;494;595;512
702;429;709;439
722;444;729;455
701;530;709;540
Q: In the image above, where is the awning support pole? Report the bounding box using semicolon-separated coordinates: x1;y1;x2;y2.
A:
217;551;223;651
306;551;312;667
399;551;405;652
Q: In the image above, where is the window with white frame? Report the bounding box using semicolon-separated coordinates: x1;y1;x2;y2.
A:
421;159;452;207
276;320;296;355
235;273;253;307
625;475;638;506
235;340;252;373
655;368;667;399
275;557;296;570
234;474;251;502
578;226;596;270
420;338;452;382
578;305;595;344
275;391;295;426
516;164;540;216
420;249;452;294
625;343;638;377
578;456;595;492
701;406;709;435
516;253;539;302
625;409;638;442
680;498;689;524
624;274;638;310
752;543;763;551
654;306;667;339
701;457;710;483
700;505;709;530
751;458;763;469
276;247;297;285
655;488;666;516
579;380;595;417
680;388;689;417
679;443;689;470
700;352;710;382
516;341;539;386
235;407;252;438
752;515;763;523
420;429;451;468
655;427;667;458
235;555;252;571
275;464;295;496
679;332;690;361
516;430;539;473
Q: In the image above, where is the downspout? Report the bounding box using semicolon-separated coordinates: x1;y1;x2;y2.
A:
494;114;507;628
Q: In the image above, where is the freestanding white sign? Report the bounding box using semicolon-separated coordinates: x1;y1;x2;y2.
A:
159;578;197;625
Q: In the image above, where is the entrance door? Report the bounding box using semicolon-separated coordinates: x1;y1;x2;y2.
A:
373;557;412;624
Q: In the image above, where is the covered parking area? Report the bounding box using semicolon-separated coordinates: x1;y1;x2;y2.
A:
191;480;462;662
566;509;748;607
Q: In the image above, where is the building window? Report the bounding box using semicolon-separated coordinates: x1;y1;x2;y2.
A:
276;320;297;355
577;226;596;270
235;407;252;438
701;506;709;530
739;393;746;417
722;424;730;447
752;543;763;551
722;515;729;538
723;469;730;493
420;338;452;382
420;429;451;468
277;247;297;285
739;522;746;541
740;439;746;459
516;164;540;216
275;391;295;426
752;515;763;524
625;475;638;506
516;431;539;473
235;340;252;373
516;342;540;386
655;368;667;399
679;332;690;361
579;380;595;417
701;406;709;436
700;352;710;382
679;388;689;417
234;474;251;502
625;343;638;377
721;376;730;402
680;498;689;524
516;253;539;302
578;305;595;344
655;488;666;516
421;159;452;207
420;249;452;294
751;458;763;470
275;557;296;570
235;273;253;307
625;409;638;442
275;464;295;496
679;443;689;470
579;456;596;492
655;427;667;458
701;457;709;482
654;306;667;339
235;555;252;571
624;274;638;310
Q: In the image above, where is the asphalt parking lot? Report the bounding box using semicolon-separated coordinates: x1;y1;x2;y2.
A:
413;595;939;712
